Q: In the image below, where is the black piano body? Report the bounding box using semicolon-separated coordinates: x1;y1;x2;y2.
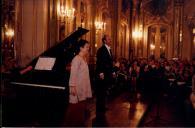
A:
11;27;89;89
3;28;89;126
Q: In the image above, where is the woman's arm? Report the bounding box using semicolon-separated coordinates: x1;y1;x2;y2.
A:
69;57;80;95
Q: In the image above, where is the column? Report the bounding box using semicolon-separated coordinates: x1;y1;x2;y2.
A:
132;0;141;58
173;0;184;58
155;27;160;58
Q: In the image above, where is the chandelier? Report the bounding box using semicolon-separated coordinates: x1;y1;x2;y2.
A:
57;4;75;20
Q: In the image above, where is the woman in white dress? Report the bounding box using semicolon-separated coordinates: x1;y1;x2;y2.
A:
65;39;92;126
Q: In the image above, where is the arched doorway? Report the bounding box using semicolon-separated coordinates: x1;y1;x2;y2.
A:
147;24;169;58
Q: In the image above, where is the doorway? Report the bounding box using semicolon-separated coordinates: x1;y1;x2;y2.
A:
147;25;168;59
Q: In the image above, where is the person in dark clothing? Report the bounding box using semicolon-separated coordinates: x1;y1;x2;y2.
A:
95;34;115;118
129;61;140;93
139;63;147;94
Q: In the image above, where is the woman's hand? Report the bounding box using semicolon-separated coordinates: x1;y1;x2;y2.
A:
70;86;77;96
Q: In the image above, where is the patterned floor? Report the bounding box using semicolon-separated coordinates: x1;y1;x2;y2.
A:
2;89;195;127
85;92;148;127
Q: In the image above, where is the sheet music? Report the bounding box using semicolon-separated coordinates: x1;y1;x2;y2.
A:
35;57;56;70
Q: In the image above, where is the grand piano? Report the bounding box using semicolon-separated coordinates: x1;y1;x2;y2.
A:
10;27;89;90
4;27;89;126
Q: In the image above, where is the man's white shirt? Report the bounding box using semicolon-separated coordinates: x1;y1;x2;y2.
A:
105;44;111;56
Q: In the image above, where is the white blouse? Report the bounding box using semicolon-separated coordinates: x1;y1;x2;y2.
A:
69;55;92;103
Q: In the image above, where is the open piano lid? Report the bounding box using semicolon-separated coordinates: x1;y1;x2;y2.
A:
30;27;89;66
10;27;89;89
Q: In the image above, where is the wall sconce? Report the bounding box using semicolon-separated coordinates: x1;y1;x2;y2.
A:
5;28;14;39
150;44;155;50
132;30;142;39
133;25;143;39
95;21;106;30
132;25;143;39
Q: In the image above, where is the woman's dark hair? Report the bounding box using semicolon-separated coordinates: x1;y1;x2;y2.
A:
75;39;89;54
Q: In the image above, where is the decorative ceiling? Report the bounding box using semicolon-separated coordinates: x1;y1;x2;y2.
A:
143;0;170;17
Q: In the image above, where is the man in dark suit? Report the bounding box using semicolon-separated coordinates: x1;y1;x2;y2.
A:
95;34;115;118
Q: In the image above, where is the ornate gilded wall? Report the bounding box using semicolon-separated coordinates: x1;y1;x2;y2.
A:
12;0;131;66
139;0;195;60
2;0;194;68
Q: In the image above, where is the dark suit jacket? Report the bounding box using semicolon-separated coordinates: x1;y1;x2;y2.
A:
96;44;113;79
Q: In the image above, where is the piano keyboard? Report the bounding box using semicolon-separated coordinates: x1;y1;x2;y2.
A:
10;82;65;90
